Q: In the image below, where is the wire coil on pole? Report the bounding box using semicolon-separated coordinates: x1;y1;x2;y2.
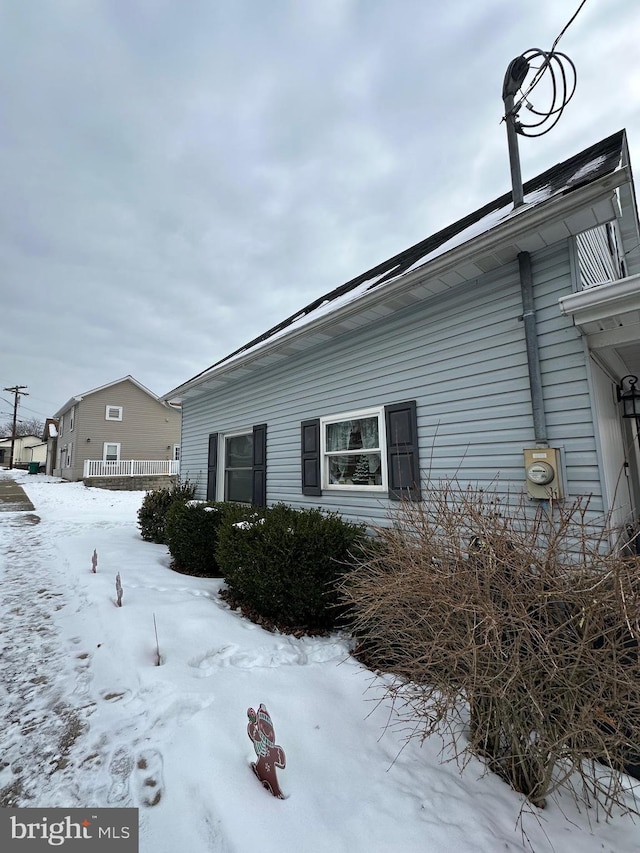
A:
509;48;577;138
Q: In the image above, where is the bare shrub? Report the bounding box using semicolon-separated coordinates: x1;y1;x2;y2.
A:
341;481;640;813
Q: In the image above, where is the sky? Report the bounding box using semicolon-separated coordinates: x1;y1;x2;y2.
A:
1;0;639;425
2;468;640;852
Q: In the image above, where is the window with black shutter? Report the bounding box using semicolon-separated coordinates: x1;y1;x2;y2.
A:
209;424;268;505
206;433;218;501
300;401;420;499
385;400;421;500
301;419;321;495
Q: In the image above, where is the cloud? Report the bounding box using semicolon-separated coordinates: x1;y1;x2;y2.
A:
0;0;639;416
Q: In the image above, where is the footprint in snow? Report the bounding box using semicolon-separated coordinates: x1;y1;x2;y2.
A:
73;653;92;698
135;749;164;807
107;746;134;805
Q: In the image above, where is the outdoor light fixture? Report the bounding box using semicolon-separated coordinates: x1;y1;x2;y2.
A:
617;375;640;418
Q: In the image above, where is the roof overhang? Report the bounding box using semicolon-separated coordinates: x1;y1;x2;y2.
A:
164;165;630;402
559;271;640;378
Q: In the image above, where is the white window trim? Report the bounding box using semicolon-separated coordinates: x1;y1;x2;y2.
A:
103;442;121;462
217;429;252;502
69;405;75;432
320;406;387;492
105;405;123;421
173;444;180;461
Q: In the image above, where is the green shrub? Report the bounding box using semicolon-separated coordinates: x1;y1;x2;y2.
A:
216;503;366;630
165;500;257;577
137;480;197;543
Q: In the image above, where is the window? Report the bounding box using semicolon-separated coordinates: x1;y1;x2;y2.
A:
105;405;123;421
103;442;120;462
69;406;75;432
66;443;73;467
224;432;253;503
59;414;64;436
302;400;421;501
206;424;267;506
173;445;180;461
320;408;385;491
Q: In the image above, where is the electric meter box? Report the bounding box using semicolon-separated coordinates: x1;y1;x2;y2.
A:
523;447;563;499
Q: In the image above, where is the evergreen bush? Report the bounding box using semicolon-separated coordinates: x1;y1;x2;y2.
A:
165;500;256;577
216;503;366;630
137;480;197;543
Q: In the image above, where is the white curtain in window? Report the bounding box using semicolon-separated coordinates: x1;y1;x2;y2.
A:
326;416;378;452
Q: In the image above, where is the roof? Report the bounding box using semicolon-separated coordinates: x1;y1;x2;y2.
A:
0;434;43;445
165;130;628;400
53;375;170;419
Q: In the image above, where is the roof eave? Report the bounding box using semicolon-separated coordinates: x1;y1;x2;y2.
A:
163;165;630;402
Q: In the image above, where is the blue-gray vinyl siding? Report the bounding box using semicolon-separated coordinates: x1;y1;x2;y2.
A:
181;239;604;525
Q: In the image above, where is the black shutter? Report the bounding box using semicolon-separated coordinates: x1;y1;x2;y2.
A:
252;423;267;507
301;419;321;496
385;401;421;501
206;433;218;501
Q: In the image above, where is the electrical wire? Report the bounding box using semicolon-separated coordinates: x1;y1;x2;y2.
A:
504;0;587;137
550;0;589;53
516;0;587;107
515;49;577;137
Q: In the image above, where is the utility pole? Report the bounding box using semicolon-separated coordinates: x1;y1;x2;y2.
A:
3;385;28;470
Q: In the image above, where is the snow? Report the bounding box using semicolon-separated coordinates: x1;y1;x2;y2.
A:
184;183;555;383
1;469;639;852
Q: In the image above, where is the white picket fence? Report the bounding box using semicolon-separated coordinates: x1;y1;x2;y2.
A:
83;459;180;478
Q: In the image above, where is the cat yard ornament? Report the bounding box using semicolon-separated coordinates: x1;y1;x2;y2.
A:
247;704;286;799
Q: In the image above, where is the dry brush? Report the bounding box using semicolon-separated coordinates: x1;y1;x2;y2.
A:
341;482;640;814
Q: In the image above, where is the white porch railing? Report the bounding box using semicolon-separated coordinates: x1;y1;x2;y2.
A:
83;459;180;478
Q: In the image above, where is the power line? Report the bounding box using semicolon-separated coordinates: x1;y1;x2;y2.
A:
551;0;589;53
14;401;49;418
515;0;588;110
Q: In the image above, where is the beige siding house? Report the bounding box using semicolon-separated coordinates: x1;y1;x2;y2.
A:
0;435;45;468
52;376;181;485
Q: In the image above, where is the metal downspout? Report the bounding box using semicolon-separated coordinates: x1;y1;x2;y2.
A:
518;251;548;444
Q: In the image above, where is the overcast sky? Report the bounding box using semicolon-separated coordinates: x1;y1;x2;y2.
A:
1;0;639;425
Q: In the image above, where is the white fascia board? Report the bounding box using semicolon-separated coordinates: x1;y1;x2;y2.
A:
558;271;640;325
52;397;82;419
165;167;630;401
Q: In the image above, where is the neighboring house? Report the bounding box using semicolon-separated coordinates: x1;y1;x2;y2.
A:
0;435;45;468
164;130;640;534
52;376;181;487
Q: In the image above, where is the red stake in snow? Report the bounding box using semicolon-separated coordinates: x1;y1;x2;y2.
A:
91;549;98;573
247;704;286;799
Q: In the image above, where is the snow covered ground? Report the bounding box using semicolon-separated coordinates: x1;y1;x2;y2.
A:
0;469;639;852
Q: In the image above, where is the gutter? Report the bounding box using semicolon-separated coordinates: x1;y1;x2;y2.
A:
558;271;640;321
164;166;631;401
519;252;547;444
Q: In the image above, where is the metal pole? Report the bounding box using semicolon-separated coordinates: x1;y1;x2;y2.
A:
3;385;28;470
502;56;529;209
504;92;524;208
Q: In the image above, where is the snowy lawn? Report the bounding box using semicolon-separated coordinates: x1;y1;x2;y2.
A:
1;469;639;852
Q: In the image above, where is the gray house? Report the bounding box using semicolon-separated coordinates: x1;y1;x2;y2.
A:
164;130;640;532
53;376;181;487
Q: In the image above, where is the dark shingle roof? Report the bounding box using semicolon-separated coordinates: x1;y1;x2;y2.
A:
192;129;626;382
